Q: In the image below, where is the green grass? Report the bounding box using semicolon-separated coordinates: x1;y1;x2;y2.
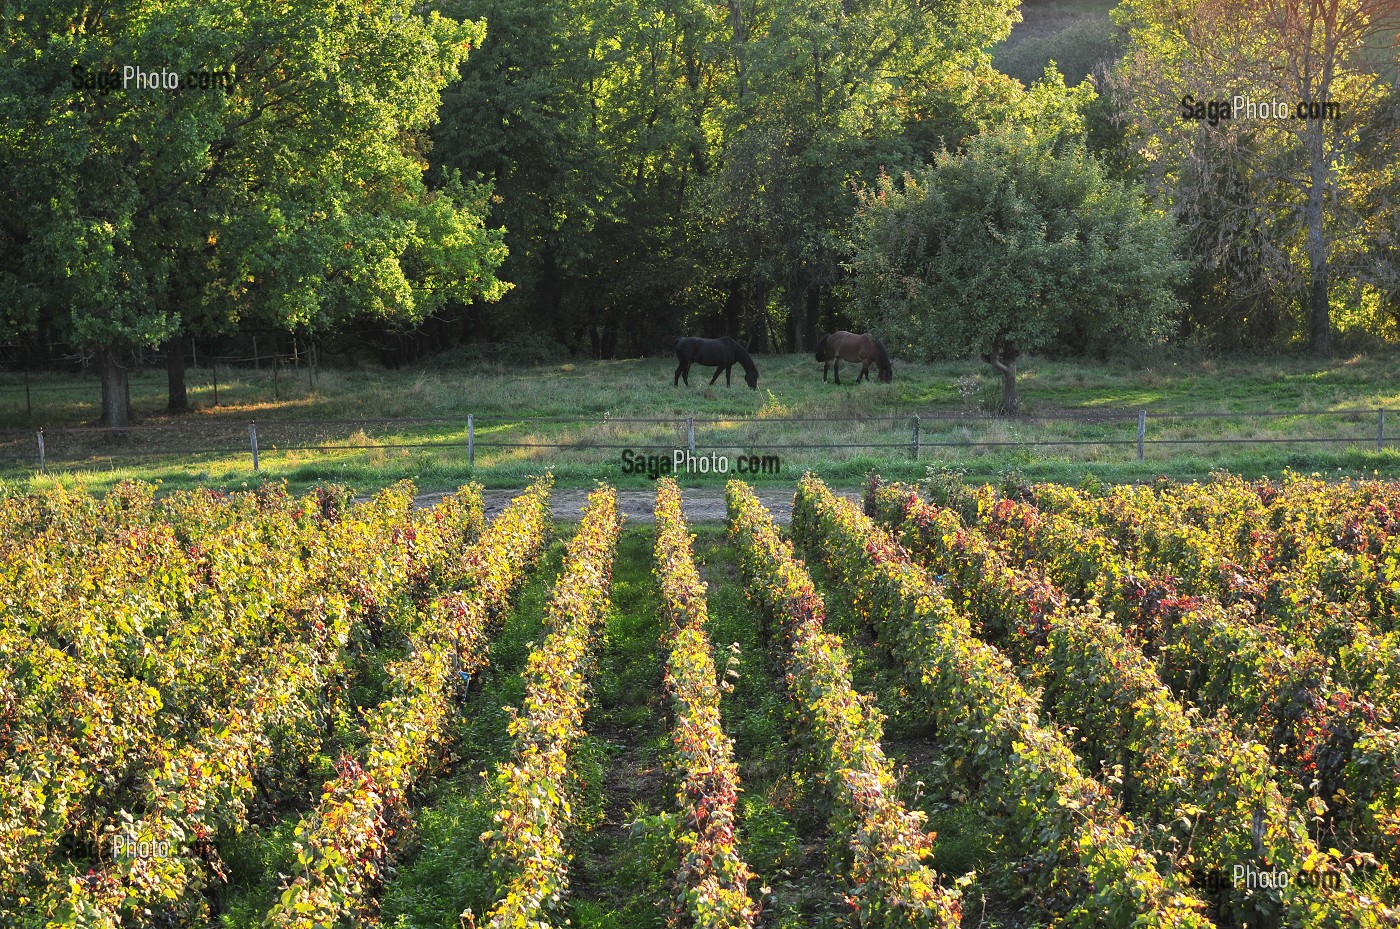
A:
5;352;1400;495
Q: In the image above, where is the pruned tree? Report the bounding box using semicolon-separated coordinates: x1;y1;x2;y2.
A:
846;121;1184;413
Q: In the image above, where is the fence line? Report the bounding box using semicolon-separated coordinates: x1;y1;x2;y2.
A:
0;407;1392;474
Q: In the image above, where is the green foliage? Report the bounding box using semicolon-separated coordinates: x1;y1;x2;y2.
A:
1109;0;1400;353
993;20;1119;88
847;122;1185;362
0;0;506;362
431;0;1061;352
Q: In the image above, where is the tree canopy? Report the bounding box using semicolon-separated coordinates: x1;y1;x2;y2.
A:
1;0;508;423
3;0;1398;400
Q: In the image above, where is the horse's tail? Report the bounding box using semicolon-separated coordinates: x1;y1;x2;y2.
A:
814;335;828;362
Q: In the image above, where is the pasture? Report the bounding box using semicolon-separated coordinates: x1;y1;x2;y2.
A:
4;352;1400;496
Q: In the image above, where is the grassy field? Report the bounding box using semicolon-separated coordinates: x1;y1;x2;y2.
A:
4;351;1400;495
992;0;1120;85
991;0;1398;86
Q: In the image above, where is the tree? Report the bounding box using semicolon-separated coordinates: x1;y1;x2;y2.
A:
432;0;731;355
1111;0;1400;355
0;0;507;426
846;122;1184;413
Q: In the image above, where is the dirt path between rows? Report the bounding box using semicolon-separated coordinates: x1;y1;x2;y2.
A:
412;486;862;523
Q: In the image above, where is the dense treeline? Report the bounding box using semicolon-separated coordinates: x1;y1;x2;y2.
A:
427;0;1049;359
1;0;1398;424
420;0;1399;363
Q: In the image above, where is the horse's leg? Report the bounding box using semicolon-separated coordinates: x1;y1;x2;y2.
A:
859;362;870;383
675;362;683;387
709;365;723;385
823;361;829;382
833;359;841;385
726;365;732;386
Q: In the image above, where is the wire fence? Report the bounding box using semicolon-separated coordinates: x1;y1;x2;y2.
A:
0;408;1392;476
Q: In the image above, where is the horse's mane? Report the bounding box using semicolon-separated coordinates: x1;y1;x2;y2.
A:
726;337;758;373
814;335;828;362
873;338;892;374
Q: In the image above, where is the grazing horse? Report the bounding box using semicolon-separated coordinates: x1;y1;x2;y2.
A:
674;336;760;390
814;331;893;384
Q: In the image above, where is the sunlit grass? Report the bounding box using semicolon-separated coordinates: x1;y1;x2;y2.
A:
3;352;1399;493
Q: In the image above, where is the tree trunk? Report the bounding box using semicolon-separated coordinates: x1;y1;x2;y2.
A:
99;346;130;428
165;336;188;413
1303;118;1331;356
804;286;822;349
982;336;1021;415
996;360;1019;415
722;279;743;338
785;285;806;353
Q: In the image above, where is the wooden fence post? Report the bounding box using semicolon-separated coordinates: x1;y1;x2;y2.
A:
1379;408;1387;452
912;415;921;461
1137;410;1147;461
687;417;695;454
467;414;474;466
36;428;45;474
250;421;260;471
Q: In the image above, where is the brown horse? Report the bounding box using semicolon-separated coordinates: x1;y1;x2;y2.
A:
814;331;892;384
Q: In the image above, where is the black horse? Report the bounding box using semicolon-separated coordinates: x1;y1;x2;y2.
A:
674;337;759;390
